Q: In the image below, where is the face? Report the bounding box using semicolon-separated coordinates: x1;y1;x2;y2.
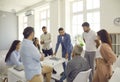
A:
16;42;21;50
83;26;89;32
35;38;39;45
97;35;100;40
59;30;65;36
42;28;47;33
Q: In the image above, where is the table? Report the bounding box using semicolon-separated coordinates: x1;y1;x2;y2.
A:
8;56;66;82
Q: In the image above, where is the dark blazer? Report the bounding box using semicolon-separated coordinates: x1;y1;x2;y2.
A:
55;33;73;54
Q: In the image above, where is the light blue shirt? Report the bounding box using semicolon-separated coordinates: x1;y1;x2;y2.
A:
6;50;22;66
20;39;42;80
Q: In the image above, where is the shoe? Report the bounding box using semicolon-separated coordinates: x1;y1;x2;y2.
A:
53;69;57;74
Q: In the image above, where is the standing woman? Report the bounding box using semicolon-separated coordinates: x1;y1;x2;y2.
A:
93;29;117;82
5;40;22;67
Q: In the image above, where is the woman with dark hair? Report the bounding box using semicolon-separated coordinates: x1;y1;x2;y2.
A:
93;29;117;82
33;37;53;82
33;37;41;52
5;40;22;66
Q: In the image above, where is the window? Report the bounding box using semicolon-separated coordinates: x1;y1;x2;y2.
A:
70;0;100;38
18;13;28;41
23;16;28;28
86;0;100;9
39;9;50;32
34;4;50;38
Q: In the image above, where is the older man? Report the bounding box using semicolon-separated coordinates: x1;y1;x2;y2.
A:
20;27;43;82
66;45;90;82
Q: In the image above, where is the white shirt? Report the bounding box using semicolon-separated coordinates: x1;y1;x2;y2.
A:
62;36;64;42
40;33;52;50
83;30;97;51
95;45;102;58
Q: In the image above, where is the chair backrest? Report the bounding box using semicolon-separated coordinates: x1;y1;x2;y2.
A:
113;56;120;69
0;50;8;75
73;69;92;82
109;67;120;82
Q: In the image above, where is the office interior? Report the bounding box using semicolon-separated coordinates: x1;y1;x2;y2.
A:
0;0;120;82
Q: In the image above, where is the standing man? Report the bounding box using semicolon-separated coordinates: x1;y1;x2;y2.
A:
40;26;53;57
82;22;99;82
20;27;43;82
54;27;73;70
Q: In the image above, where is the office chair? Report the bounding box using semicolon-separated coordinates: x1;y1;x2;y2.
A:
73;69;92;82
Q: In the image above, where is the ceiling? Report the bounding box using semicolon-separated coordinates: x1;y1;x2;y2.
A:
0;0;43;13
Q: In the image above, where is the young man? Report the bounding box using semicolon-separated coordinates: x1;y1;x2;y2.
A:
82;22;99;82
53;27;73;82
54;27;73;70
66;45;90;82
40;26;53;57
20;27;43;82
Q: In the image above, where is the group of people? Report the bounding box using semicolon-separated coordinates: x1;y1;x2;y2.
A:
5;22;117;82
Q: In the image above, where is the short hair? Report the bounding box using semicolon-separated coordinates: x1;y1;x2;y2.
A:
73;45;83;56
58;27;64;32
42;26;47;29
82;22;90;27
23;27;34;39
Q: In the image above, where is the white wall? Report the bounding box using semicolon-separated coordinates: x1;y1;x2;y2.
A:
0;11;17;50
101;0;120;33
50;0;62;56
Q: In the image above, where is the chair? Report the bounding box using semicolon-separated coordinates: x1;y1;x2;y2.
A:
0;50;8;82
109;67;120;82
51;73;61;82
113;56;120;69
73;69;92;82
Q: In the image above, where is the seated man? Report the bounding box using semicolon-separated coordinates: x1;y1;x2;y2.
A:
65;45;90;82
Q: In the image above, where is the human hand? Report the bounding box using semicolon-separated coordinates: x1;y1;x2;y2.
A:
65;53;68;59
72;53;75;58
40;41;44;44
40;53;44;61
53;52;56;56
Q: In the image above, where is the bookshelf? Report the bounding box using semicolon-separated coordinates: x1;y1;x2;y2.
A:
110;33;120;56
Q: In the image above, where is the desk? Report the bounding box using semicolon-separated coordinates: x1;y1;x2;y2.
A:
8;56;66;82
41;56;66;67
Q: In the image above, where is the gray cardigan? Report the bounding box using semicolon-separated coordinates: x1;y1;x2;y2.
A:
65;56;90;82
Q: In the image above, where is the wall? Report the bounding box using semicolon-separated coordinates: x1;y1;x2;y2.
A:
101;0;120;33
0;11;17;50
50;0;62;56
17;0;120;50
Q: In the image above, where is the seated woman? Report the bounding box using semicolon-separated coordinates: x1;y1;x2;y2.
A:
33;37;53;82
5;40;22;67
